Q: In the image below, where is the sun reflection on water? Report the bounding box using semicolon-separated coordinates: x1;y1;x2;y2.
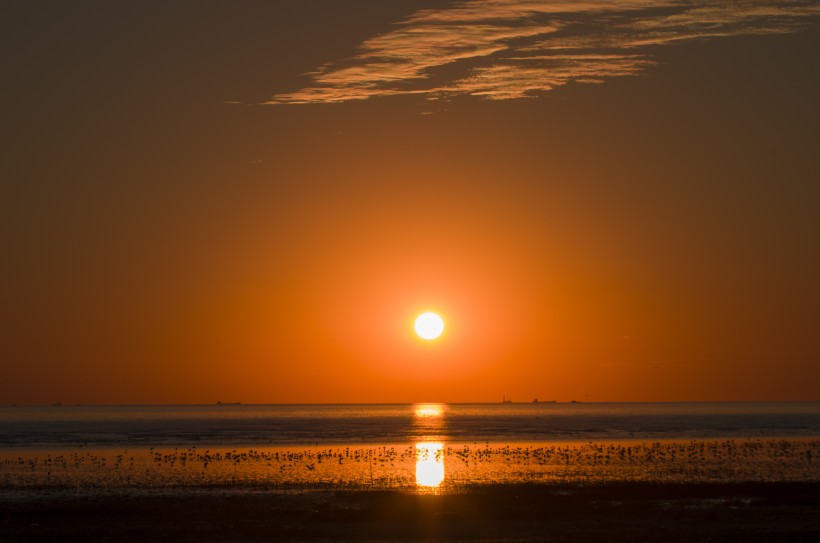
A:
415;442;444;488
412;403;448;445
414;404;443;418
412;405;446;488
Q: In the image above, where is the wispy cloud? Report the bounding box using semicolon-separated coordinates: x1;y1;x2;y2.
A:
267;0;820;104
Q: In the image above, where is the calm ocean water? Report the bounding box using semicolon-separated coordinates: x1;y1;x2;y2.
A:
1;403;819;449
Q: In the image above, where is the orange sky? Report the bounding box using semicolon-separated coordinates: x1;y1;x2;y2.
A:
2;1;819;404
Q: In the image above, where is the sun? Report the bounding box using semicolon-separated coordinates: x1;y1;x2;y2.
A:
414;312;445;340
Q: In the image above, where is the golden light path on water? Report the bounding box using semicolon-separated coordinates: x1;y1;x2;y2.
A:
415;443;445;488
413;404;446;488
414;404;444;418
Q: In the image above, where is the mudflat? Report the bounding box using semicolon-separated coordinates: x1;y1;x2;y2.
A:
3;482;819;542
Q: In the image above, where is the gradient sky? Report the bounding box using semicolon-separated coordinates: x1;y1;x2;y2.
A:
2;0;819;404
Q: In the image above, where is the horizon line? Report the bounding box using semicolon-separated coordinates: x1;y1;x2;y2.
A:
4;399;819;408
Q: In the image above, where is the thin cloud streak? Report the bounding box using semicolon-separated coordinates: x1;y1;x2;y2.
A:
267;0;820;104
438;56;656;100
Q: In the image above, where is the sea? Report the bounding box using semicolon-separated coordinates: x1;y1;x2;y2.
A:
2;402;819;450
2;403;819;491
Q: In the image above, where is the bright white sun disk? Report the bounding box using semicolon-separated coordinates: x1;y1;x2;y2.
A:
414;312;444;340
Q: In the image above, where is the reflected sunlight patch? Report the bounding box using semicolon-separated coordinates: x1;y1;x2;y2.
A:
267;0;819;104
415;442;445;488
412;404;448;443
415;404;444;417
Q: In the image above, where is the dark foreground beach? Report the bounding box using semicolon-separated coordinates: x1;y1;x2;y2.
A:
3;482;819;543
2;438;819;542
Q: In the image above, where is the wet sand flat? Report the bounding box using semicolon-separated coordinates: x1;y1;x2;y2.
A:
3;439;817;490
3;482;819;543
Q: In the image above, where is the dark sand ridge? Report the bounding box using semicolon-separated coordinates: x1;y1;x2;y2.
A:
2;482;819;542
